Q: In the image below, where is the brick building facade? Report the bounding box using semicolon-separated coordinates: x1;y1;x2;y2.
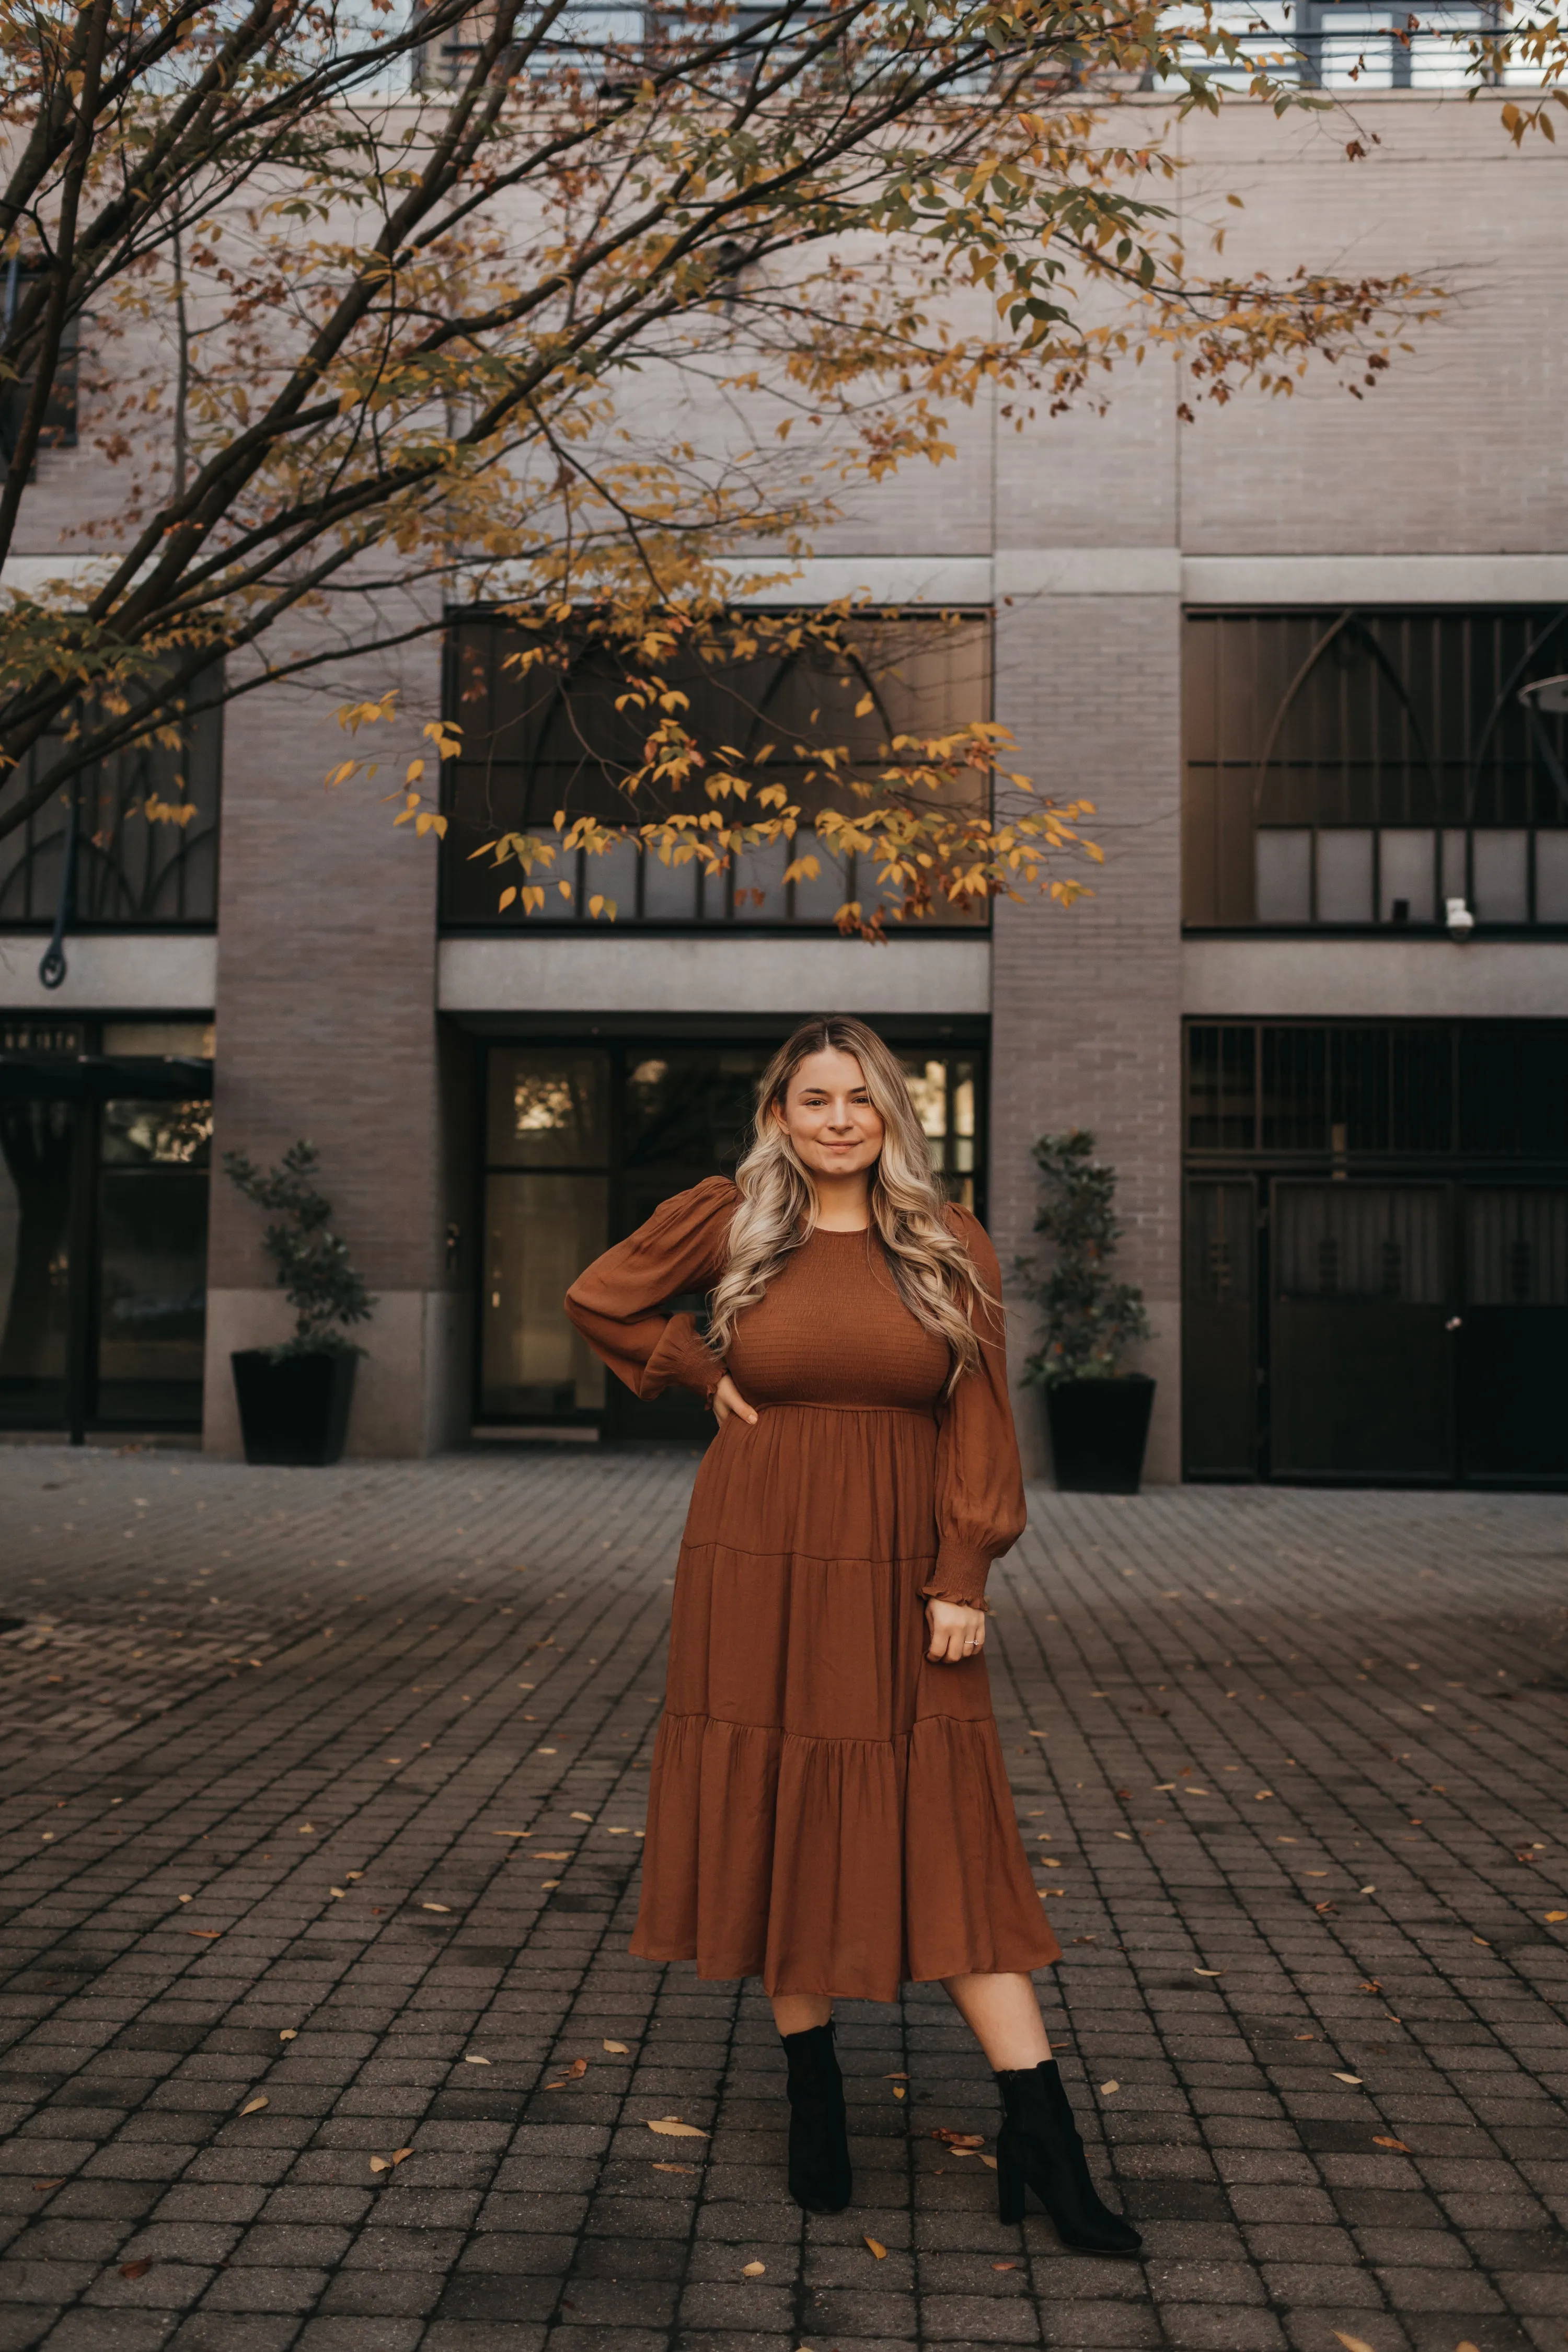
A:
2;89;1565;1483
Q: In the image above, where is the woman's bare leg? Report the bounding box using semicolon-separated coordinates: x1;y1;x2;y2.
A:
772;1992;833;2035
941;1971;1052;2070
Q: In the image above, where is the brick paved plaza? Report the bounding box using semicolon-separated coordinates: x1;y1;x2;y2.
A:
1;1444;1566;2352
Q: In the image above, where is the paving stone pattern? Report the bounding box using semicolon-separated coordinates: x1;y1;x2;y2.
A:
1;1445;1566;2352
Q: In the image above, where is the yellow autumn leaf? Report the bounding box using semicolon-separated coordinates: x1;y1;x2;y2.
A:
391;2149;412;2164
1099;2079;1120;2095
279;2030;297;2042
863;2236;887;2259
238;2096;268;2116
370;2157;390;2172
464;2055;491;2066
421;1903;451;1913
1332;2073;1363;2085
1545;1910;1567;1922
1332;2336;1378;2352
603;2040;630;2054
741;2261;765;2276
648;2117;708;2138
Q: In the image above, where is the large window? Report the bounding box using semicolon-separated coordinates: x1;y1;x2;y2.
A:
0;669;223;927
1183;609;1568;929
479;1035;985;1433
441;612;991;929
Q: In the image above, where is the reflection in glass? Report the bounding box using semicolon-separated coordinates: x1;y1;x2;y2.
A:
483;1173;608;1415
0;1098;72;1420
487;1049;609;1168
97;1101;211;1420
624;1051;768;1170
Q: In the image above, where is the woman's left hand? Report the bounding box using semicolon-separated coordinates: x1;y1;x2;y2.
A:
926;1599;986;1664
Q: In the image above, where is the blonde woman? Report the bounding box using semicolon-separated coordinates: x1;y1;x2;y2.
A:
564;1016;1138;2252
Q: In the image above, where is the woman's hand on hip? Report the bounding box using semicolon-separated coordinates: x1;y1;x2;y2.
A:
926;1599;986;1664
711;1374;757;1429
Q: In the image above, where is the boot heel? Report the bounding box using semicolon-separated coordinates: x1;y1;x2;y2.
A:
996;2146;1026;2226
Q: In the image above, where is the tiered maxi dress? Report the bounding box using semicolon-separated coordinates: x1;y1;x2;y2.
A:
564;1176;1059;2002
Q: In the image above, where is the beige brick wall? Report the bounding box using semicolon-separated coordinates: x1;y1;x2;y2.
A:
989;593;1184;1482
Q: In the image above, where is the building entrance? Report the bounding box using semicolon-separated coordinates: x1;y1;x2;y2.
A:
477;1028;986;1441
1182;1022;1568;1485
0;1020;214;1440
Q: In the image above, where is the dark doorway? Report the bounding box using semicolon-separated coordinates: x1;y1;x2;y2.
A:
477;1031;986;1441
0;1021;213;1438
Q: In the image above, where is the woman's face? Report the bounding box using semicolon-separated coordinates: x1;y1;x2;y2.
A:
773;1047;885;1179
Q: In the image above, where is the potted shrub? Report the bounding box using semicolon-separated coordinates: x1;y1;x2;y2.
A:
224;1140;375;1465
1018;1129;1155;1495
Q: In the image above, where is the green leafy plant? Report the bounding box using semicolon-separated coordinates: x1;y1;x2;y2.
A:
223;1141;375;1360
1018;1129;1150;1387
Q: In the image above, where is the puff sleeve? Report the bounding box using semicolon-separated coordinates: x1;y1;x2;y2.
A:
564;1176;737;1403
921;1206;1028;1611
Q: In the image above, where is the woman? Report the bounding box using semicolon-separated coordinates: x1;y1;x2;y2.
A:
564;1017;1138;2252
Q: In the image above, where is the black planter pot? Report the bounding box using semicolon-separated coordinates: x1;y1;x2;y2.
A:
1044;1374;1156;1495
232;1349;358;1467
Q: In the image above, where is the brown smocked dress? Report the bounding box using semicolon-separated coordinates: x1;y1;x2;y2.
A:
564;1176;1059;2001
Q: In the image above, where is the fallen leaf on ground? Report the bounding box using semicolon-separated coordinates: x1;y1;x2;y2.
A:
1373;2135;1412;2153
391;2148;412;2164
606;1825;631;1835
886;2072;908;2080
188;1929;221;1939
570;1811;593;1821
931;2129;985;2148
238;2096;268;2116
1331;2335;1377;2352
31;2182;65;2193
1472;1936;1491;1946
536;1747;557;1754
1455;2342;1482;2351
1193;1968;1224;1977
369;2157;391;2173
1315;1901;1339;1915
1545;1911;1567;1923
464;2055;491;2066
279;2030;297;2042
556;2058;588;2080
993;2261;1018;2271
603;2039;630;2054
741;2261;766;2276
651;2162;694;2175
535;1852;570;1860
863;2237;887;2259
492;1829;530;1838
893;2086;905;2099
421;1903;451;1913
1099;2080;1120;2095
648;2117;707;2138
119;2259;153;2279
1332;2073;1363;2085
329;1887;346;1899
1113;1831;1133;1841
541;1880;561;1889
979;2153;998;2170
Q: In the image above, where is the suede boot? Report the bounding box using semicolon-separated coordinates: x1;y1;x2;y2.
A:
993;2058;1142;2252
781;2021;852;2214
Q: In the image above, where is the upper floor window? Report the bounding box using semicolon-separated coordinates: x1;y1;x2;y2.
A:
1183;607;1568;931
440;609;991;930
1;261;79;461
1174;0;1534;90
0;667;223;929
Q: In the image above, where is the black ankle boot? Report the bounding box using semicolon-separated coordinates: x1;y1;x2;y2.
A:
993;2059;1142;2253
780;2021;852;2215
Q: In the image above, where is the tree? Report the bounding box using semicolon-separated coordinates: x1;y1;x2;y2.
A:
1017;1128;1150;1385
0;0;1480;929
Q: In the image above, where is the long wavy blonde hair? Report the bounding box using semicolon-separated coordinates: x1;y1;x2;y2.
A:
706;1017;995;1387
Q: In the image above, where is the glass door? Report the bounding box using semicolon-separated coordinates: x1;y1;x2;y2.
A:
0;1096;77;1425
1269;1182;1454;1480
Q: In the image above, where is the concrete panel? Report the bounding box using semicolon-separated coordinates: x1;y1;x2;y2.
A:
1183;938;1568;1020
437;933;991;1017
1184;555;1568;605
0;932;216;1011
